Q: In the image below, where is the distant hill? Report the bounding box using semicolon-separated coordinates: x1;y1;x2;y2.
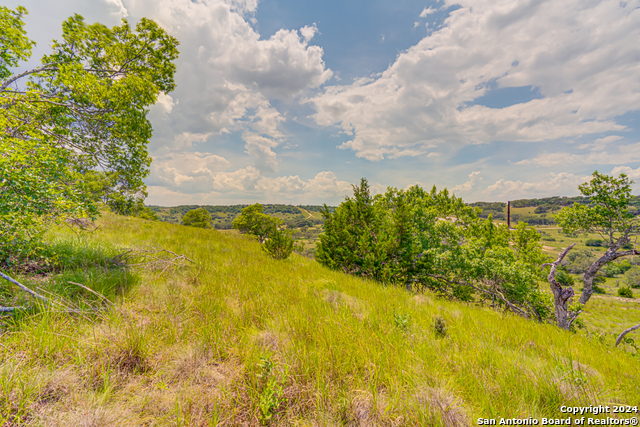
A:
469;195;640;225
147;204;329;230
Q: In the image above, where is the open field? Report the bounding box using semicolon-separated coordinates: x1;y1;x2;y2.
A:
1;213;639;425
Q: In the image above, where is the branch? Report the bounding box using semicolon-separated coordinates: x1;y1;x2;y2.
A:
616;322;640;347
425;273;528;317
0;65;55;91
68;281;114;305
547;243;576;290
0;270;49;303
567;310;583;328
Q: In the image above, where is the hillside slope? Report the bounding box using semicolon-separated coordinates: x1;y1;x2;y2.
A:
3;214;639;426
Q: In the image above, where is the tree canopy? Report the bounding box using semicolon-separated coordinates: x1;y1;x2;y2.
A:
555;171;640;305
181;208;212;229
317;179;549;320
0;6;179;262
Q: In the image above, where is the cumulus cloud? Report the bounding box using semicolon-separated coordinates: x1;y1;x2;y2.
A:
310;0;640;161
611;165;640;182
148;151;232;193
419;7;437;18
120;0;331;172
452;171;482;194
482;172;590;199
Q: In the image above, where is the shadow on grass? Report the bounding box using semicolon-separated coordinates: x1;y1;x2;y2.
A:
1;236;139;312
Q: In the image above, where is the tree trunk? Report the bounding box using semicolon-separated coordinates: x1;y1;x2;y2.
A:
553;286;574;330
547;244;576;330
579;237;631;305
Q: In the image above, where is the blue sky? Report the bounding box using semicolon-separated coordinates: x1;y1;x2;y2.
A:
7;0;640;205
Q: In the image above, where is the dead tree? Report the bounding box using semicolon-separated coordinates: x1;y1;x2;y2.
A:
616;322;640;347
544;244;581;330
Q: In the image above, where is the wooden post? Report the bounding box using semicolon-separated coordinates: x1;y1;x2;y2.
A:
507;201;511;229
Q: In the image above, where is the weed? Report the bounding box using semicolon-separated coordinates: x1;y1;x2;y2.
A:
256;357;286;424
393;310;411;331
433;316;447;338
617;286;634;298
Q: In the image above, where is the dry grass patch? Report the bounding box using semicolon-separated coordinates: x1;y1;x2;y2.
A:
413;387;470;427
322;290;367;320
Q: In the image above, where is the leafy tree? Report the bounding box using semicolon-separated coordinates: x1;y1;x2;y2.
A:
317;179;549;319
232;204;280;243
83;170;151;217
233;204;299;260
0;6;179;263
182;208;212;229
263;227;294;260
555;171;640;305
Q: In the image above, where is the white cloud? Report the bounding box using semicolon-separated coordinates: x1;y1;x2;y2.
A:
310;0;640;161
123;0;331;171
517;142;640;167
156;92;175;114
419;7;437;18
578;135;623;150
482;172;590;199
170;132;212;150
104;0;128;17
452;171;482;193
148;151;231;193
242;132;279;173
611;165;640;181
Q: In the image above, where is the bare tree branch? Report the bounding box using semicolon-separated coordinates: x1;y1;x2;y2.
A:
547;244;577;330
0;270;49;303
0;65;54;91
616;322;640;347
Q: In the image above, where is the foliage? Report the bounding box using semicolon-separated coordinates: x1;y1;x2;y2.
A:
556;171;640;304
625;269;640;289
181;208;212;229
82;170;153;218
555;268;575;287
262;226;294;260
317;179;549;319
432;316;447;338
562;250;596;274
556;171;636;242
617;287;634;299
233;204;280;243
256;357;286;424
233;204;299;260
0;6;179;263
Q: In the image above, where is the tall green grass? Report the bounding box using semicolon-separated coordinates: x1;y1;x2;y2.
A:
0;212;638;426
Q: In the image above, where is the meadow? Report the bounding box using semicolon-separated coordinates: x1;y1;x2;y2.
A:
1;212;639;426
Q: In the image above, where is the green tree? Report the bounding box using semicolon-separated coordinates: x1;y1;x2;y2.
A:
263;227;294;260
233;204;297;260
0;6;179;262
317;179;548;319
181;208;212;229
555;171;640;305
232;204;280;243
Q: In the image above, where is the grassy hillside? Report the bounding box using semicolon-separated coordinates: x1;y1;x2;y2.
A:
2;214;639;426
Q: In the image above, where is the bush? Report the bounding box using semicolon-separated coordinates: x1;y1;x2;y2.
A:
618;287;634;298
585;239;605;247
555;269;575;287
181;208;212;229
625;269;640;289
563;250;596;274
263;227;294;260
